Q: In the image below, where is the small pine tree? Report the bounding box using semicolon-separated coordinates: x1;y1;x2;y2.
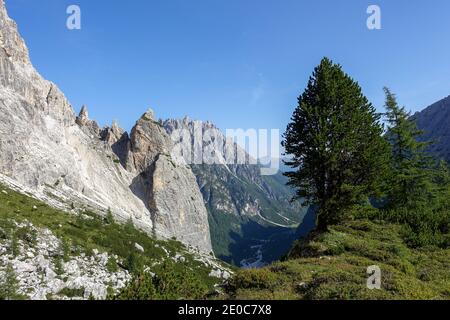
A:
7;231;19;257
283;58;390;230
0;264;22;300
104;208;114;224
112;272;157;300
125;217;135;234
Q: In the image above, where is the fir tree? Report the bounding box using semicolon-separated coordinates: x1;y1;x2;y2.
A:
283;58;390;230
383;87;436;209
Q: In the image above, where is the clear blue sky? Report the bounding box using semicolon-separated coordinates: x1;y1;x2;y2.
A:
6;0;450;133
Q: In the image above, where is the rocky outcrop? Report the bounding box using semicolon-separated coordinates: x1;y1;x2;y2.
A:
0;0;211;252
0;221;131;300
119;111;212;251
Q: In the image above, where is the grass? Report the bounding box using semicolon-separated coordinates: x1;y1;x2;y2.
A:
0;183;228;299
225;219;450;300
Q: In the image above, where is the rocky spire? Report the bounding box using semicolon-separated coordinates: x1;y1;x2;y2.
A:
111;120;121;135
76;105;89;126
142;108;155;121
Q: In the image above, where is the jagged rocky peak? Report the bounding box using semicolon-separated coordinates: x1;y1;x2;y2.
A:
128;108;171;172
76;105;89;125
100;120;127;145
163;117;249;167
0;0;30;66
142;108;155;121
111;120;123;135
75;105;101;135
0;1;212;253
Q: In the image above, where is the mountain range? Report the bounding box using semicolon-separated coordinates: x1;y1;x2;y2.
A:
0;0;449;300
0;0;211;252
0;0;305;268
163;118;306;265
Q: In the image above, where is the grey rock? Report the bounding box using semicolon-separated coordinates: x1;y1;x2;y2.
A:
14;260;36;273
0;0;211;252
134;243;144;253
45;267;56;280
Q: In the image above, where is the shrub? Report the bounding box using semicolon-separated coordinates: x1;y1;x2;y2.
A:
54;257;65;276
106;257;119;273
113;261;209;300
7;232;20;257
113;272;156;300
227;268;278;291
15;225;37;247
0;264;25;300
124;251;144;275
104;209;114;224
58;287;85;298
382;205;449;248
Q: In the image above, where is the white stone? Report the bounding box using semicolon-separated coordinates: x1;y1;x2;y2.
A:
15;260;36;273
134;243;144;253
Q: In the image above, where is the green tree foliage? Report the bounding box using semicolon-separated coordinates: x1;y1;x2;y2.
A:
382;88;449;247
383;87;436;208
104;208;115;225
283;58;390;230
112;261;209;300
0;264;25;300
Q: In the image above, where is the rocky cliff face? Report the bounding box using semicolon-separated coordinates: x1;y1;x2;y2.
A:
413;95;450;163
0;0;211;252
163;118;305;265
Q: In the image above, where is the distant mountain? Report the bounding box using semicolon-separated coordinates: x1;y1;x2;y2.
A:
163;118;307;266
413;95;450;162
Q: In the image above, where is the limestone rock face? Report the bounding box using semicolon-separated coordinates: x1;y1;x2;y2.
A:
150;154;212;249
0;0;211;252
123;112;212;251
128;110;171;172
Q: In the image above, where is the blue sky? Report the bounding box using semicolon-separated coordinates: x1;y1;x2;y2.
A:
6;0;450;133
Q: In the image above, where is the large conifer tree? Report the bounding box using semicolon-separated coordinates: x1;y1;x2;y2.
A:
383;87;436;208
283;58;389;230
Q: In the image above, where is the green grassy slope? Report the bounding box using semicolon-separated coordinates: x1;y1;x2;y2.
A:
225;219;450;300
0;183;230;299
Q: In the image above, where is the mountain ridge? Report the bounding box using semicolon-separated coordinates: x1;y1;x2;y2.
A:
0;0;211;252
413;95;450;163
163;118;306;265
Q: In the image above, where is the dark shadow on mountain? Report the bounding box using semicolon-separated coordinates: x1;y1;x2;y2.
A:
219;206;318;267
110;133;130;169
294;205;317;238
220;220;296;266
128;165;157;228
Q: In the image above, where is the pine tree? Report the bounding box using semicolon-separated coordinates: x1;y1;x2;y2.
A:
382;89;449;247
0;264;22;300
383;87;436;209
283;58;390;230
